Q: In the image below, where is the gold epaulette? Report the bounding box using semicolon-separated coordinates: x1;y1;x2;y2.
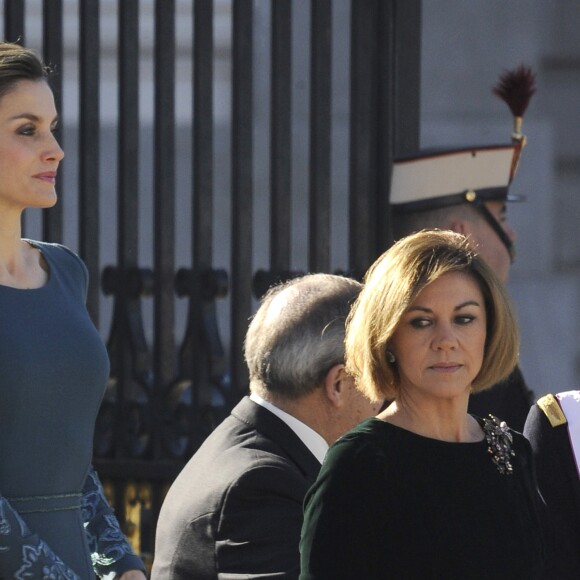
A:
537;394;567;427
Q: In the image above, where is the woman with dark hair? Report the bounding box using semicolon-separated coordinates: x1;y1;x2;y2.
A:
0;42;146;579
300;229;544;579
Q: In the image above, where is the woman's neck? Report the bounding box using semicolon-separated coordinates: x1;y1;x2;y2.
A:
379;397;483;443
0;234;47;289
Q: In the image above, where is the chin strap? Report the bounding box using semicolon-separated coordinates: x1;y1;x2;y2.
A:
471;200;515;263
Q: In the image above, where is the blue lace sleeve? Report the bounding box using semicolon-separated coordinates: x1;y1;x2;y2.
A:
81;467;147;578
0;495;81;579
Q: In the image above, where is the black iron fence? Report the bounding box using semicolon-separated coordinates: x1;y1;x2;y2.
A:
3;0;420;567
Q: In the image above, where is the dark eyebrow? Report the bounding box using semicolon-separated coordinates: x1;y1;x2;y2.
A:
408;300;482;314
9;113;40;122
9;113;59;125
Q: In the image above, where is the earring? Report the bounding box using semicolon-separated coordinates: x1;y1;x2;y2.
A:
386;350;396;363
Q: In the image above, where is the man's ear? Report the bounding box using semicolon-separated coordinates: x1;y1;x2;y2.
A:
323;363;349;408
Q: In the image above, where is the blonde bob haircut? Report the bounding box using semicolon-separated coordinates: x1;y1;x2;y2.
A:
345;229;519;403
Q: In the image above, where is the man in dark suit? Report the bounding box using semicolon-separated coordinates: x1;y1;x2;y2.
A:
389;67;537;432
524;391;580;579
151;273;380;579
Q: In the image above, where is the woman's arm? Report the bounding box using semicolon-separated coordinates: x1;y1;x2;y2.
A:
82;467;148;579
299;439;383;579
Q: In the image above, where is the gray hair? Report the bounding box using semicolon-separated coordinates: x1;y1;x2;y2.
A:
244;273;361;400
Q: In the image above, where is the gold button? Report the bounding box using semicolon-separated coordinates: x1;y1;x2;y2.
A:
465;190;477;202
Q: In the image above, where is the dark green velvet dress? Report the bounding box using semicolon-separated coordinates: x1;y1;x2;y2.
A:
300;417;544;580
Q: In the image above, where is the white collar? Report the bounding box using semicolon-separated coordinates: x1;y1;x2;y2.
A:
250;392;328;464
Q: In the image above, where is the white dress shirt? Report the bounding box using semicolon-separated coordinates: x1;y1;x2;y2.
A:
250;392;329;464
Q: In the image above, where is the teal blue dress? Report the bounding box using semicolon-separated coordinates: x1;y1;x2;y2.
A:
0;241;145;579
300;416;545;579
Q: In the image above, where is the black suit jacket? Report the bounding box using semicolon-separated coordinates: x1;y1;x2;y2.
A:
524;401;580;579
151;396;322;580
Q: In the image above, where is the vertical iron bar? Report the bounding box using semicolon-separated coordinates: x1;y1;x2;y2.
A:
309;0;332;272
270;0;292;271
392;0;421;156
193;0;214;272
99;0;153;469
42;0;64;244
79;0;100;321
4;0;24;45
348;0;380;275
374;0;394;251
230;0;254;392
118;0;140;270
5;0;25;232
154;0;177;399
378;0;421;247
188;0;220;447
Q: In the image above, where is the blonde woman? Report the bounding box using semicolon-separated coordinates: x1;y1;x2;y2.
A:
300;230;544;579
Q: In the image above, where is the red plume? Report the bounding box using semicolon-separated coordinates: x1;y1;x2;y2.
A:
492;64;536;118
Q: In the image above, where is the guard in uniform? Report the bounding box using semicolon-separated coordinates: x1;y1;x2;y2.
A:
524;391;580;578
390;66;536;431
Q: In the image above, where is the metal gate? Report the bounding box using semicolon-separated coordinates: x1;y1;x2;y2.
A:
2;0;420;568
